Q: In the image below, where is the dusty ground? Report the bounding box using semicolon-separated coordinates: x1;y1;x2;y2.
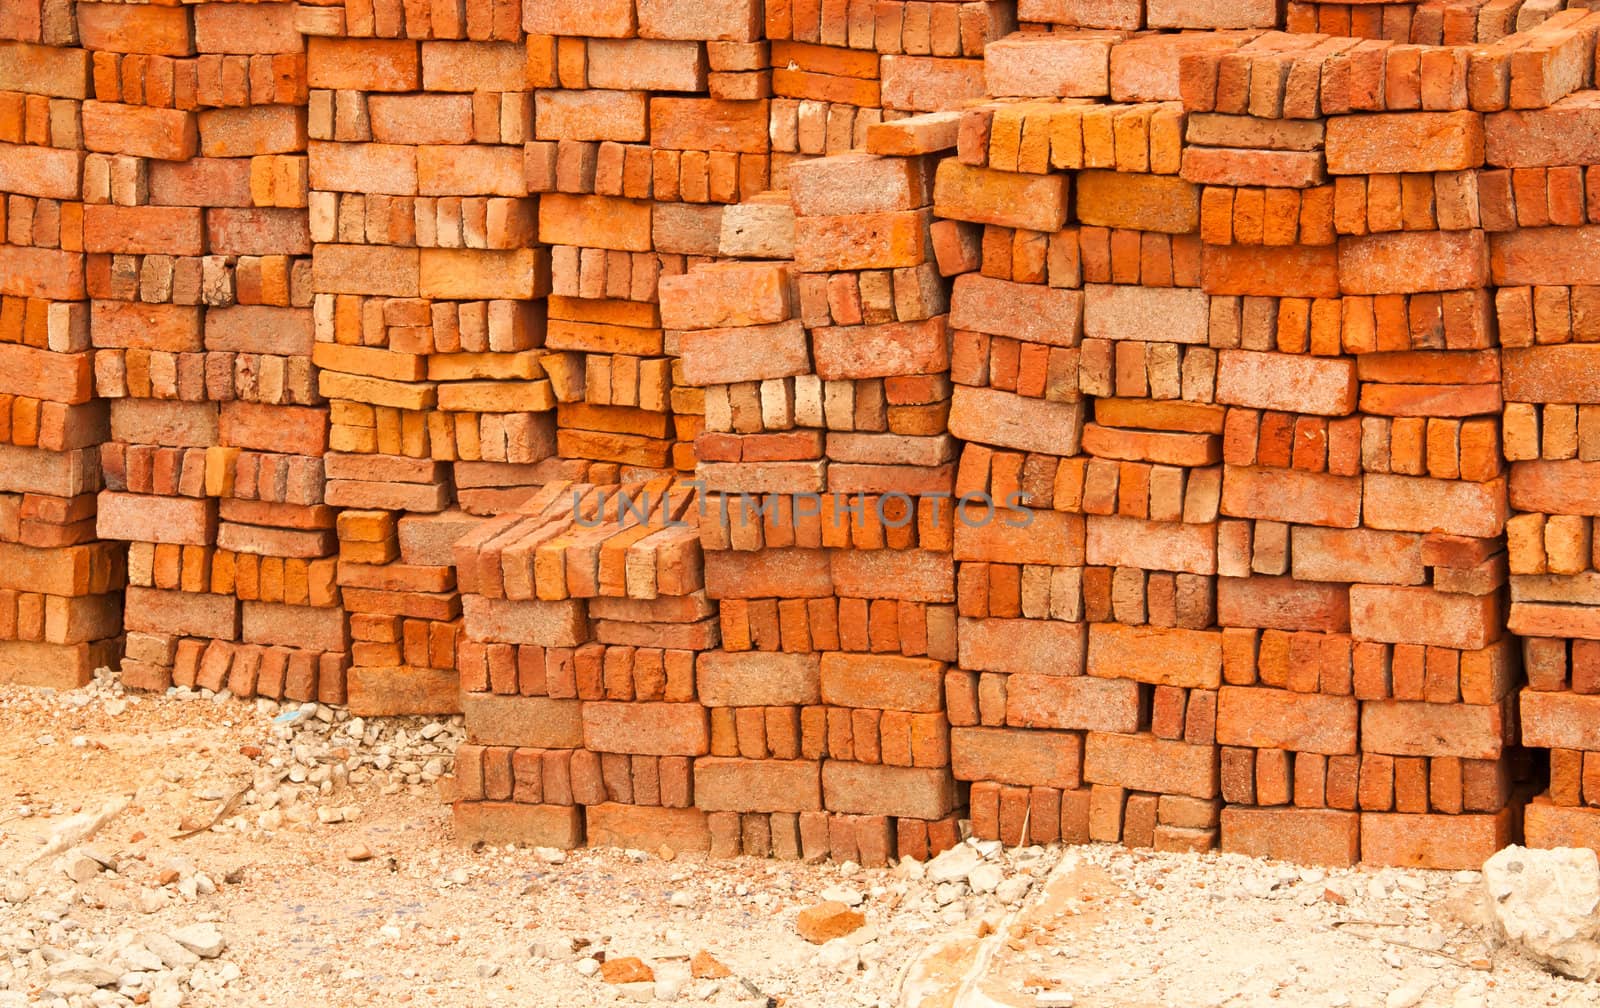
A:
1;676;1595;1008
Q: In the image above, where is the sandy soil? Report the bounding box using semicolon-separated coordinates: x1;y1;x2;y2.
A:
1;678;1594;1008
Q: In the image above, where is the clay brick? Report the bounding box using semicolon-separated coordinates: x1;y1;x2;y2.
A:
1350;586;1503;651
1202;244;1340;299
82;101;196;161
696;757;822;813
1326;111;1485;174
583;702;710;756
1217;351;1358;417
933;160;1071;233
951;727;1081;789
1217;575;1352;633
1521;691;1600;751
536;90;649;143
1006;675;1141;733
463;693;583;749
1221;807;1360;866
788;151;935;216
820;653;945;713
1084;285;1210;347
455;803;584;849
1340;230;1489;295
985;34;1113;98
1088;624;1222;688
949;274;1082;347
1084;733;1218;799
822;762;956;819
697;652;821;706
1217;687;1359;755
1362;474;1507;539
97;493;215;547
948;386;1084;456
78;3;193;56
1076;171;1201;234
1147;0;1279;28
0;143;82;200
307;38;419;91
588;804;710;853
1360;810;1512;870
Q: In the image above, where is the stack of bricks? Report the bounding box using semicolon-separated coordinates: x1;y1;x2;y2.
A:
660;140;968;864
303;22;553;714
20;0;1600;870
1176;25;1537;869
449;478;717;852
1283;0;1600;42
0;10;125;689
1490;31;1600;845
765;0;1012;166
525;0;768;475
928;25;1240;854
75;0;347;703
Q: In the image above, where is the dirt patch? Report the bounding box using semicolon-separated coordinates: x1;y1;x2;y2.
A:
1;678;1594;1008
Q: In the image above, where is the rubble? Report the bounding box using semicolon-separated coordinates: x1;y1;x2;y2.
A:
1484;845;1600;981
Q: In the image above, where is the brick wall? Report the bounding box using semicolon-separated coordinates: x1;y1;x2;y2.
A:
5;0;1600;867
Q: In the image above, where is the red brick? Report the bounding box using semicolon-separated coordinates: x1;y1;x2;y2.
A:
1326;111;1484;174
951;727;1081;790
984;34;1113;97
1217;687;1359;755
97;492;215;547
933;159;1070;232
1360;810;1512;870
1202;243;1339;298
697;652;821;706
1522;691;1600;751
583;702;709;756
822;762;956;819
455;802;583;849
1340;230;1489;295
821;653;945;712
307;38;419;91
1221;466;1362;529
1350;585;1503;650
587;804;710;853
1362;474;1507;539
950;274;1083;346
463;693;583;749
789;151;935;216
0;143;82;200
1084;732;1218;799
1087;624;1223;688
1220;807;1360;866
1006;675;1141;732
1217;576;1351;633
695;757;822;812
82;101;196;161
78;3;193;56
958;617;1086;676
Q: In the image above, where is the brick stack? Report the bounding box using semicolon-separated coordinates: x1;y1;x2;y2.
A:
449;478;715;851
1171;26;1530;869
1493;64;1600;849
766;0;1010;171
22;0;1600;870
74;1;337;702
525;0;772;476
303;25;553;714
927;28;1243;855
0;14;125;689
1283;1;1600;43
664;139;968;865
